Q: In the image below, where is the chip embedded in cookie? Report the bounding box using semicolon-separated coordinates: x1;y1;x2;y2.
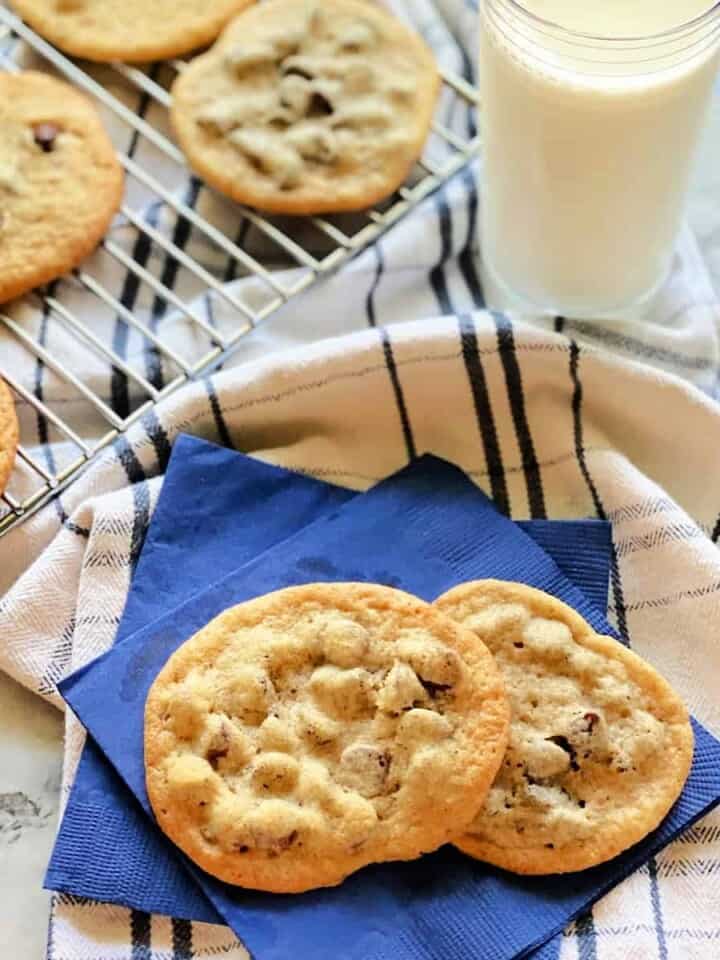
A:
144;582;509;892
170;0;440;214
0;378;19;497
435;580;694;875
0;71;124;304
9;0;255;63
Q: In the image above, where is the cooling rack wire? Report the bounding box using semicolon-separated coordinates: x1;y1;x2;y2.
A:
0;4;481;536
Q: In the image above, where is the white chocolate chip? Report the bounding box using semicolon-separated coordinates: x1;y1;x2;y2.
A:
229;129;304;189
224;42;277;74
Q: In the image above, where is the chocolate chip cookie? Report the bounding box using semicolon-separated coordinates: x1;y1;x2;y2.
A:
170;0;440;214
145;582;509;892
10;0;255;63
0;378;19;498
0;71;124;304
435;580;693;875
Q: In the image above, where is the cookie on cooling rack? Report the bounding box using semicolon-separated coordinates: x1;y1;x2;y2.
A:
0;71;123;305
9;0;255;63
435;580;694;875
0;378;19;498
170;0;440;214
144;582;509;893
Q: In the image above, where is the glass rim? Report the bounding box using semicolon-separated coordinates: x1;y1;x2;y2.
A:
494;0;720;43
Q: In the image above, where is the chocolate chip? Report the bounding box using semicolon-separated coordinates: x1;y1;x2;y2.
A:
546;735;580;772
545;843;555;849
283;64;314;80
277;830;298;850
513;641;524;648
206;723;231;768
419;679;452;699
307;92;334;117
33;123;60;152
584;711;600;732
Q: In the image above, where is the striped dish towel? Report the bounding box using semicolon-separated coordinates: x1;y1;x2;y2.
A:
2;1;720;959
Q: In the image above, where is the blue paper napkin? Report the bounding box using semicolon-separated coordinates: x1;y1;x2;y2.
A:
57;449;720;960
47;436;612;927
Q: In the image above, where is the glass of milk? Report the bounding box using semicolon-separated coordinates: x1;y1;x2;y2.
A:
479;0;720;316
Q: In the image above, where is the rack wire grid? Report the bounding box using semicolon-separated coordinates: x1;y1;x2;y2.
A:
0;3;480;537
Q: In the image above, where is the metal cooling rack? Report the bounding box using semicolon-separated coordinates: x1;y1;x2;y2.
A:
0;4;480;537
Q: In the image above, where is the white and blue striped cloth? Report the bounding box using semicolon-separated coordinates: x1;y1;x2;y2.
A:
2;1;720;958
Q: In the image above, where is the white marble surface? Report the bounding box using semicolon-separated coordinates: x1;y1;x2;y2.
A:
0;672;63;959
1;83;720;960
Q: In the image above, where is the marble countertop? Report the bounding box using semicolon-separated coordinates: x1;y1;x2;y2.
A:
0;673;62;959
3;86;720;960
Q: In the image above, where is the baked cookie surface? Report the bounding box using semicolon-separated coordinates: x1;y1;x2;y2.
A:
170;0;440;214
0;71;124;304
10;0;255;63
145;582;509;892
0;379;19;497
435;580;693;875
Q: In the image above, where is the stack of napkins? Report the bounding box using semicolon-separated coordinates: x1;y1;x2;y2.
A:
47;435;720;960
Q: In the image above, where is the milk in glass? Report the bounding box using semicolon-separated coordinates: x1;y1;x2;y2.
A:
479;0;720;315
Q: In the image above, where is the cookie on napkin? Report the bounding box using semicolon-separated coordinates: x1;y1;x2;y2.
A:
0;378;19;497
9;0;255;63
145;582;510;892
435;580;694;874
170;0;440;213
0;71;123;304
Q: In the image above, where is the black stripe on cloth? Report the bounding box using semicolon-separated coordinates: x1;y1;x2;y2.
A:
37;618;75;705
378;327;416;461
203;292;227;372
113;218;152;418
458;42;478;138
429;187;454;315
648;858;669;960
616;522;704;557
569;341;604;518
146;176;204;389
457;165;485;308
34;294;58;475
45;894;57;960
607;496;676;525
494;312;546;518
656;857;720;877
626;579;720;612
130;910;151;960
172;918;193;959
711;512;720;543
114;434;150;570
125;65;157;158
365;243;385;328
111;72;157;419
224;218;252;284
570;340;630;641
459;313;510;514
454;33;484;308
32;286;77;530
204;376;234;449
63;519;90;538
142;407;172;473
56;893;95;906
564;318;714;373
575;911;598;960
678;823;720;844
